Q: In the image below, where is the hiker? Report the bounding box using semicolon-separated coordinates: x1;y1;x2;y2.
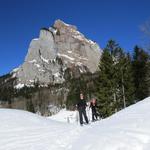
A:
76;93;89;126
90;98;98;121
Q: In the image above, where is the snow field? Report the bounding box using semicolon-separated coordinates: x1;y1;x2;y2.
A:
0;97;150;150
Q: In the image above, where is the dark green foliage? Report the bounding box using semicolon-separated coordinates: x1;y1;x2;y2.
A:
0;40;149;117
132;46;150;101
26;100;35;113
66;86;80;110
66;73;97;110
115;53;135;108
16;85;38;99
66;76;87;110
96;43;116;117
96;40;135;118
0;73;16;107
147;60;150;94
122;54;135;105
0;87;15;108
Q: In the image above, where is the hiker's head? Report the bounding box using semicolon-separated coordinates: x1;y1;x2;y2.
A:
80;93;84;100
92;98;96;103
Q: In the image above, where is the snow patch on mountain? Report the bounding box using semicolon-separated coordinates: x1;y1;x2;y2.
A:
14;83;25;89
57;53;75;61
28;59;37;63
40;55;49;63
11;67;19;73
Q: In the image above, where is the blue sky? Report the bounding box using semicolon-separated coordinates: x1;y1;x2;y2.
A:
0;0;150;75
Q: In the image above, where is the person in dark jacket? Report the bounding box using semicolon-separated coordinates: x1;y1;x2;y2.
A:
90;98;98;121
77;93;89;125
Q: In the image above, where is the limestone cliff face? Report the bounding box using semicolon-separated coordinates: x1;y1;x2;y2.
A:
13;20;102;87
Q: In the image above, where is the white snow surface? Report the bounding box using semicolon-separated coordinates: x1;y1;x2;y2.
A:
57;53;75;61
11;67;19;73
40;55;49;63
1;97;150;150
53;72;60;78
28;59;37;63
49;109;80;123
14;83;25;89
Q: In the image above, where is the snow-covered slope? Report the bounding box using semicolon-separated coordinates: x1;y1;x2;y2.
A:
0;97;150;150
0;109;82;150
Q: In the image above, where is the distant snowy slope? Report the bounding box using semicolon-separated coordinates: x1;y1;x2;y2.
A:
49;108;92;123
49;109;79;123
0;97;150;150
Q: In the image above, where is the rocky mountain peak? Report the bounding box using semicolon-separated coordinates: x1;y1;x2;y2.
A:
12;20;102;88
54;19;77;31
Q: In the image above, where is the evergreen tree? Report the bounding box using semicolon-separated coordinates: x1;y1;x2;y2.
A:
111;47;125;111
96;42;115;118
132;46;149;101
96;40;135;118
66;75;88;110
147;60;150;95
115;53;135;109
26;99;35;113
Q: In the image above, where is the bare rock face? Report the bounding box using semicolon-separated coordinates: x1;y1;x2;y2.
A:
53;20;101;72
14;20;102;87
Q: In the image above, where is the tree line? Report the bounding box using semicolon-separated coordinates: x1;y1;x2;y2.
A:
0;39;149;117
95;40;150;118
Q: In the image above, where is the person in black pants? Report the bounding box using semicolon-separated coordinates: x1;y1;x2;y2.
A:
77;93;89;126
90;98;98;121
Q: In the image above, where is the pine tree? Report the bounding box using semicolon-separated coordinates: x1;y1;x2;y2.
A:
106;40;123;112
96;42;115;118
115;53;135;109
132;46;149;101
147;52;150;94
96;40;136;118
111;47;124;110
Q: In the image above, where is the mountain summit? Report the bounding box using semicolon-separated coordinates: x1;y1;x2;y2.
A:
0;19;102;113
12;20;101;85
12;20;102;87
